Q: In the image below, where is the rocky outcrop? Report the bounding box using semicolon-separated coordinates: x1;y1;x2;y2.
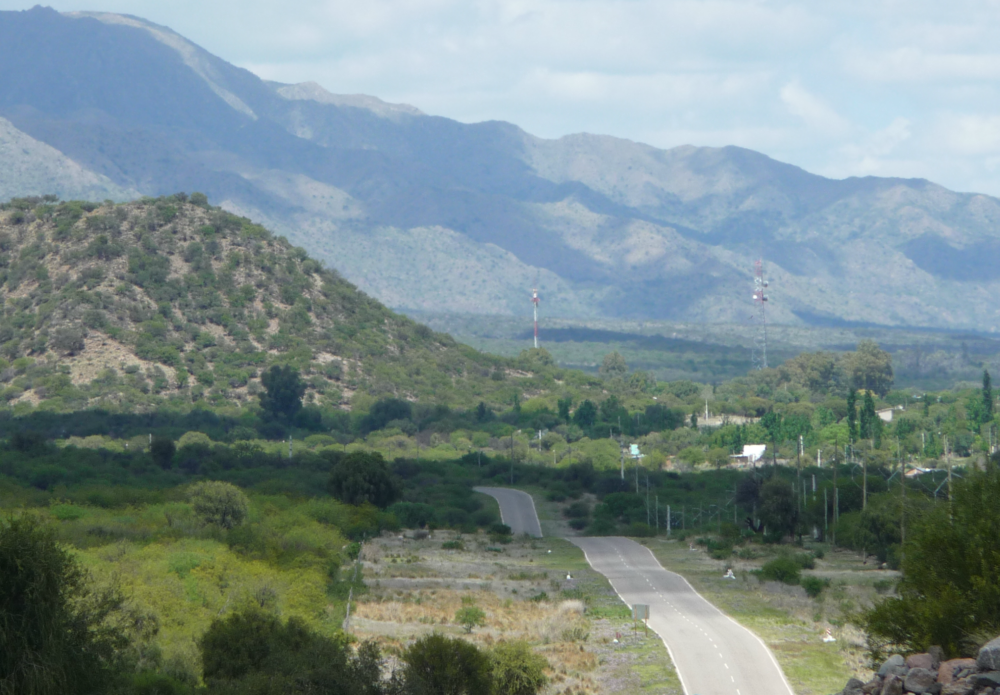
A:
838;642;1000;695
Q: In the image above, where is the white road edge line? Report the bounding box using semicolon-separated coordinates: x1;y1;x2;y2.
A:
635;541;796;695
574;543;692;695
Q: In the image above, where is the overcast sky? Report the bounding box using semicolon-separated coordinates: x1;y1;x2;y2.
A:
6;1;1000;195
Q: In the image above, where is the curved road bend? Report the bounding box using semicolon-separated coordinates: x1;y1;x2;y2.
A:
478;487;794;695
473;486;543;537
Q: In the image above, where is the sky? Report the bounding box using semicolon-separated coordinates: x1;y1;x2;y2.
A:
5;1;1000;195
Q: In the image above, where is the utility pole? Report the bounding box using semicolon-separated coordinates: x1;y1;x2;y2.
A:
646;474;651;526
945;435;953;519
667;504;671;537
824;487;828;538
510;432;515;485
900;457;906;563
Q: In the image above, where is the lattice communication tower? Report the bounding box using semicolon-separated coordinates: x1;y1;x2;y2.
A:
531;287;540;349
752;259;769;369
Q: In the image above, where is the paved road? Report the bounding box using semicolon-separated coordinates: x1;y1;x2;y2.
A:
473;487;542;537
482;487;794;695
571;537;793;695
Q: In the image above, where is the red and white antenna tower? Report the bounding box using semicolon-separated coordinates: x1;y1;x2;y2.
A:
751;259;769;369
531;287;540;348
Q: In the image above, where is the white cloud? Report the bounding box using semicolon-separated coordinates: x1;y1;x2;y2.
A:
780;81;852;136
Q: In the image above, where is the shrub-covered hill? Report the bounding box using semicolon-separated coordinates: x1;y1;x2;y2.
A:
0;194;569;415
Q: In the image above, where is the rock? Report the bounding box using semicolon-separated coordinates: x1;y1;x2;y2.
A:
979;637;1000;671
862;677;883;694
924;684;942;695
941;678;974;695
842;677;864;695
881;655;909;678
904;668;937;693
975;672;1000;688
881;675;904;695
908;654;935;671
929;647;945;669
938;659;977;685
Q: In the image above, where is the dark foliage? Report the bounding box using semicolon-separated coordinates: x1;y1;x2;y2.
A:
259;365;306;422
402;634;493;695
200;609;401;694
329;451;402;509
0;516;130;695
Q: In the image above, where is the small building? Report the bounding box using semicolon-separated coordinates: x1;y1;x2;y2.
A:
730;444;766;467
877;405;905;423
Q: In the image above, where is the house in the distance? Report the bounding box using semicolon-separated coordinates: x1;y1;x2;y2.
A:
730;444;767;467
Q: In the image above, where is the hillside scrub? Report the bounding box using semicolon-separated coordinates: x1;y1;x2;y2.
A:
0;195;581;414
861;466;1000;658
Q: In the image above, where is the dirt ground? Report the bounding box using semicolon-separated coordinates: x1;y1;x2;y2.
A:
351;530;683;695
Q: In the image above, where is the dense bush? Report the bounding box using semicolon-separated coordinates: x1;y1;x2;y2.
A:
801;576;829;598
0;515;131;695
199;609;398;694
489;641;548;695
758;556;801;585
188;481;249;529
329;451;401;509
402;634;493;695
862;467;1000;657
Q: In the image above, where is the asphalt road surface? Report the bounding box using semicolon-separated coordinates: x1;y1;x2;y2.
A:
481;487;794;695
473;487;543;537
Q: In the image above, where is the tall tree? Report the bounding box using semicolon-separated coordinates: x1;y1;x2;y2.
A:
598;351;628;380
847;340;894;396
860;391;877;440
329;452;401;509
847;389;858;443
0;516;131;695
259;365;306;422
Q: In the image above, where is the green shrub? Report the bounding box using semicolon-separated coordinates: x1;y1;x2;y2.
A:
759;556;801;585
455;605;487;633
802;576;830;598
489;641;548;695
402;634;492;695
442;540;464;550
188;481;249;529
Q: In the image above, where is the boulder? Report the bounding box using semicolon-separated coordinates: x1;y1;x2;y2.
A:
975;672;1000;688
907;654;935;671
842;677;864;695
861;676;882;695
880;655;908;678
862;676;883;694
979;637;1000;671
904;668;937;693
941;678;974;695
929;647;945;669
881;675;903;695
938;659;977;685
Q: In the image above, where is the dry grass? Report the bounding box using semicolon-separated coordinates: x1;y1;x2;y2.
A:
351;532;682;695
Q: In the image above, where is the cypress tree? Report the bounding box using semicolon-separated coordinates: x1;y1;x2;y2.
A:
847;389;858;443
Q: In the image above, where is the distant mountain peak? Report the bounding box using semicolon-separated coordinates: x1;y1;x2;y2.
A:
270;81;423;120
67;10;258;120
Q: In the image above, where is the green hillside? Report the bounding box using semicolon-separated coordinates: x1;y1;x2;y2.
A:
0;194;584;417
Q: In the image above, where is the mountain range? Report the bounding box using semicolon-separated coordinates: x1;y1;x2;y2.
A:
3;6;1000;331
